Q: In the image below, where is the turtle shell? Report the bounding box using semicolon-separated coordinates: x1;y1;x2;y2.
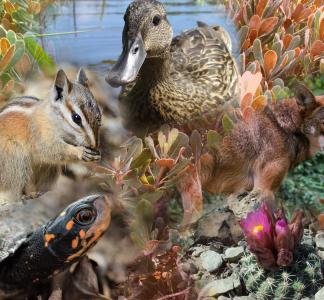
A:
0;201;50;262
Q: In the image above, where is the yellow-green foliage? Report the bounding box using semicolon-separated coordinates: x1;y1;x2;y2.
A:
0;0;55;102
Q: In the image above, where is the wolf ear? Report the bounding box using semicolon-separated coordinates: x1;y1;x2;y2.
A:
77;68;89;87
295;83;317;113
53;69;71;101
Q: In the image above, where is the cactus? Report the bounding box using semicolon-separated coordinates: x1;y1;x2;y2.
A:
239;243;323;300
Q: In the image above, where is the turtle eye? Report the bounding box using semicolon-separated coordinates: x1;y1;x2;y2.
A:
72;113;82;126
74;208;96;225
152;15;161;26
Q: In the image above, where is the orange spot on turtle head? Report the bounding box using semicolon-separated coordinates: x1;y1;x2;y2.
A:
66;220;74;231
79;230;86;239
44;234;55;247
71;237;79;249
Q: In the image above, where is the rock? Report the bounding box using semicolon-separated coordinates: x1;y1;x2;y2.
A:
317;250;324;260
234;296;256;300
192;246;205;257
200;250;223;272
315;232;324;250
199;274;241;297
315;286;324;300
224;246;244;262
194;207;242;245
218;297;231;300
302;233;314;247
180;262;198;275
227;190;262;219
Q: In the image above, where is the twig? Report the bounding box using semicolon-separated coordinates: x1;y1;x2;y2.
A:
156;288;190;300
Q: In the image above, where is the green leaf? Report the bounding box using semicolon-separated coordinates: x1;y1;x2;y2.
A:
222;114;234;134
24;34;56;76
6;30;17;44
287;35;300;51
272;41;283;57
253;39;264;66
131;148;152;170
207;130;223;150
0;26;6;38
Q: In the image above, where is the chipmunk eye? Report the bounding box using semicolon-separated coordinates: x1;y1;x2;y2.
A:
152;15;161;26
74;207;96;225
72;113;82;126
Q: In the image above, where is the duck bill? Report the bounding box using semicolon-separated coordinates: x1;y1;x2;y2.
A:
106;33;147;87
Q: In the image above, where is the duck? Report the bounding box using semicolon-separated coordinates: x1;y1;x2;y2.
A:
106;0;239;134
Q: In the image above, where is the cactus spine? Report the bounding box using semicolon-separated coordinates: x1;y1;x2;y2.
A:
239;244;323;300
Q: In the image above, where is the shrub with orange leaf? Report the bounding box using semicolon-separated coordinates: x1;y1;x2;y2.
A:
0;0;55;103
229;0;324;107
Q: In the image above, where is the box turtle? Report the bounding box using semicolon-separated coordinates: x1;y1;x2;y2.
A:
0;195;111;295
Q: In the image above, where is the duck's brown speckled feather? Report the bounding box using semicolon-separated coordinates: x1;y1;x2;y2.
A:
120;22;239;134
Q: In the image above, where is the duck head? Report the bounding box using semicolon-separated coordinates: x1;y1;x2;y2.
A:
106;0;173;87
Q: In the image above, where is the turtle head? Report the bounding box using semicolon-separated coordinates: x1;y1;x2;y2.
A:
106;0;173;87
43;195;111;263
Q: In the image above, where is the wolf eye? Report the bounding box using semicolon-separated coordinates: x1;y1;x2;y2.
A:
72;113;82;126
74;208;96;225
153;15;161;26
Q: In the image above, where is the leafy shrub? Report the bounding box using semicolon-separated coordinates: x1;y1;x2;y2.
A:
0;0;55;102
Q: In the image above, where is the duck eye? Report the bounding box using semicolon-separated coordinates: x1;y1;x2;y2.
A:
153;15;161;26
72;113;82;126
74;208;96;225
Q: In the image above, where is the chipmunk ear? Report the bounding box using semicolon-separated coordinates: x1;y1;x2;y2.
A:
295;83;317;113
53;69;71;101
77;68;89;87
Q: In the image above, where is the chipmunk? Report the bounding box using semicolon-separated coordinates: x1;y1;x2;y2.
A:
0;69;102;206
200;84;324;204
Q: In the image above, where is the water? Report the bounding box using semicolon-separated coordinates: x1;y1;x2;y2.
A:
43;0;237;75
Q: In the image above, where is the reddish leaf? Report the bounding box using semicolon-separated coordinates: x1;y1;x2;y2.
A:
4;1;15;14
283;19;292;30
318;214;324;230
256;0;268;17
259;17;279;36
240;92;253;111
0;44;15;72
294;47;301;58
249;15;261;31
291;3;304;21
242;107;254;122
156;158;175;169
310;40;324;57
264;50;278;77
249;29;258;43
320;18;324;41
294;7;312;23
252;95;267;111
283;34;293;49
241;38;251;51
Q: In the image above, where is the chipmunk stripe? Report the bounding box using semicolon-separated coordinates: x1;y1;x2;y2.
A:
53;106;80;133
68;101;96;147
0;105;34;116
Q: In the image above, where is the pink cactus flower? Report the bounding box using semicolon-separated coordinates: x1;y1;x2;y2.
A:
239;202;303;269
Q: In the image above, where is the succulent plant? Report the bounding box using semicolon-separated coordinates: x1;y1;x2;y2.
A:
239;202;303;269
240;243;323;300
226;0;324;107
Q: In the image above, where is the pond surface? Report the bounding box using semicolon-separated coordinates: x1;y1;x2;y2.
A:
43;0;237;75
